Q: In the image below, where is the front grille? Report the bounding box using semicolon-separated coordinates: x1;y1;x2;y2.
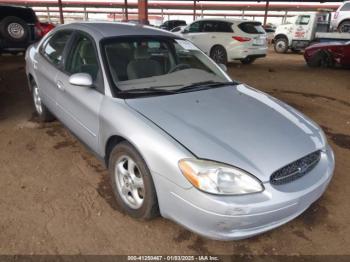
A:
270;150;321;185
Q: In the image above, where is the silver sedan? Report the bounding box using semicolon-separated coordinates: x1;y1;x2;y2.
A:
25;22;334;240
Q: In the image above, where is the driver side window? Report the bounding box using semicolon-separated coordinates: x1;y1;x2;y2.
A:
65;33;99;81
296;15;310;25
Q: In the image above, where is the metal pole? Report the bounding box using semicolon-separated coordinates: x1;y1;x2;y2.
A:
161;9;163;22
46;6;51;22
283;10;288;24
138;0;148;25
263;0;269;26
58;0;64;24
84;7;88;21
242;9;245;19
124;0;128;21
193;0;196;21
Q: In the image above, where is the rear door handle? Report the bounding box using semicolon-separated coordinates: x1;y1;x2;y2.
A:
211;36;216;39
56;81;65;91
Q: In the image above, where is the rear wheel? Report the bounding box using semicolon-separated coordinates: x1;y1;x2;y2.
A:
31;81;55;122
0;16;29;42
338;20;350;33
240;57;256;65
109;141;159;220
274;37;288;53
210;45;228;65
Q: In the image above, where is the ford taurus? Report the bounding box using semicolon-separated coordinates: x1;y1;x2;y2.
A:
25;22;334;240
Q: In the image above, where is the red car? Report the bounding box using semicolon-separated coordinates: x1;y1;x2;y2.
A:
304;41;350;68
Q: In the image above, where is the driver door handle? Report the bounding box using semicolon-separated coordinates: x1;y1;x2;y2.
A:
56;81;65;91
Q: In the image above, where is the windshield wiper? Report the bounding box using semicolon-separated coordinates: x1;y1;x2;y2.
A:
174;80;240;93
118;85;180;95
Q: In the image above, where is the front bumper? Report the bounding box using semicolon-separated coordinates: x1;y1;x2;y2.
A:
153;145;334;240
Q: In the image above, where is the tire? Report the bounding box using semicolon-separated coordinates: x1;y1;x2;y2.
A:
240;57;256;65
306;50;333;68
31;81;55;122
210;45;228;65
108;141;159;220
274;37;288;53
338;20;350;33
0;16;29;42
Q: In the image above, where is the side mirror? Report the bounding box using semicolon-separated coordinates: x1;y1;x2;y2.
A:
69;73;93;87
218;63;227;72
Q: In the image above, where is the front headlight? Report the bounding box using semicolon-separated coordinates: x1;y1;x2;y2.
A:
179;159;264;195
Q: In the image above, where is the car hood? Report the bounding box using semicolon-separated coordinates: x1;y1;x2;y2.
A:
126;85;326;182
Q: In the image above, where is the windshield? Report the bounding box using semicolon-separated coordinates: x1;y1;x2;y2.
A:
102;37;231;96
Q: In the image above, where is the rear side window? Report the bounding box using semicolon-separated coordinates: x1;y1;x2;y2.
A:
341;3;350;11
238;22;265;34
202;21;233;33
42;31;72;65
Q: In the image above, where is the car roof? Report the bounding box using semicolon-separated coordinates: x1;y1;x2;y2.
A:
0;4;31;10
190;18;259;24
57;22;177;40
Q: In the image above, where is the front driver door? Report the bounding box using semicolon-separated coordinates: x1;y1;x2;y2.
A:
55;32;104;152
293;15;312;41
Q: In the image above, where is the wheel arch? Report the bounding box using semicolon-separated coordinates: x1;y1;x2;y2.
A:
338;19;350;29
274;34;288;42
27;73;35;91
104;135;127;167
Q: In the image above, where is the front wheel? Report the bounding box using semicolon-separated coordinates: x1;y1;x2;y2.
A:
109;141;159;220
306;50;334;68
338;20;350;33
210;45;228;65
274;38;288;53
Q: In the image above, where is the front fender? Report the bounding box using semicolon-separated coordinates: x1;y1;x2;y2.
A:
98;96;194;189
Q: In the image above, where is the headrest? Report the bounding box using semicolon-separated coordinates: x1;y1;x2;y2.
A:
79;40;93;55
134;46;150;60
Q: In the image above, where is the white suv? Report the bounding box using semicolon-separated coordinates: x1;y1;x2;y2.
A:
180;18;267;65
332;1;350;33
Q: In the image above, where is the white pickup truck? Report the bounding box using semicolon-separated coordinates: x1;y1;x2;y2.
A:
273;11;350;53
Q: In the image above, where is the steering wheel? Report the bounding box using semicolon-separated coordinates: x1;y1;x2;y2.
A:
168;63;191;73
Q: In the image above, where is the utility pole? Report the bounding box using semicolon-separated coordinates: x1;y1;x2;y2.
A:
58;0;64;24
263;0;270;26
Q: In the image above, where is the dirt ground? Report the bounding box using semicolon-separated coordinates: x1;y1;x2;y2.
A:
0;50;349;256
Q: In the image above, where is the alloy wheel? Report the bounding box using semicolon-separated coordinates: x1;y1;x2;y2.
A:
212;48;225;64
115;155;145;209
